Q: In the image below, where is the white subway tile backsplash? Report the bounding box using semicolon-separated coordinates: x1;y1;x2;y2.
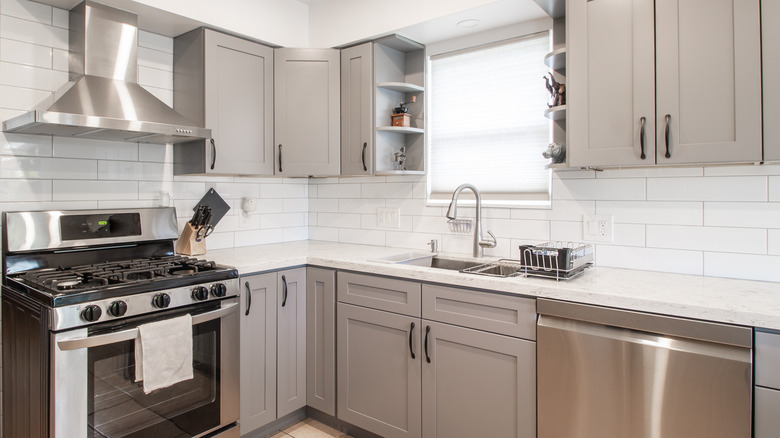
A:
316;183;360;198
138;30;173;53
256;198;284;214
596;201;703;225
284;198;308;213
213;182;261;199
1;0;52;25
97;199;158;209
138;143;172;163
51;6;67;28
769;230;780;255
360;213;413;232
550;220;582;242
0;84;51;110
205;231;235;250
138;65;173;90
317;212;360;228
52;48;67;71
0;179;50;201
339;198;384;214
595;246;703;275
486;218;550;240
0;15;67;49
553;178;646;201
413;215;451;234
0;200;96;211
647;176;767;201
704;202;780;228
361;182;414;199
53;137;139;160
1;156;95;179
385;198;443;217
0;133;51;156
53;180;138;201
137;46;174;72
385;230;441;252
339;228;385;246
646;225;767;254
234;229;285;247
0;39;51;68
596;167;703;179
309;198;339;213
261;213;305;229
611;223;646;247
0;61;67;91
260;183;305;199
284;226;308;241
309;226;339;242
704;253;780;282
98;161;167;181
704;164;780;177
769;177;780;202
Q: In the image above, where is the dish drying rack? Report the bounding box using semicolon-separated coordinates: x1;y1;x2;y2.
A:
461;241;594;281
518;242;593;280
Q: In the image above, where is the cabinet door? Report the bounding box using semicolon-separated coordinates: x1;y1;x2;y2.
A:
421;321;536;438
337;303;421;438
239;273;277;434
274;48;340;176
277;268;307;418
755;387;780;438
655;0;761;164
341;43;373;175
762;0;780;161
306;268;336;415
205;30;274;174
567;0;655;167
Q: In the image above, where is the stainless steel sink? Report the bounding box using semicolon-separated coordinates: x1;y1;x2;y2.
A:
428;257;483;271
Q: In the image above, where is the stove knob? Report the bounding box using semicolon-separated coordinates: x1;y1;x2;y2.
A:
192;286;209;301
211;283;227;298
81;305;102;322
152;293;171;309
108;301;128;317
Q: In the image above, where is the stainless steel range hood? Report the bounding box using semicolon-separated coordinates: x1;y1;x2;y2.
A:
2;1;210;144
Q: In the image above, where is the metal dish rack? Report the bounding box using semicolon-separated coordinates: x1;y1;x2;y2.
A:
461;242;594;281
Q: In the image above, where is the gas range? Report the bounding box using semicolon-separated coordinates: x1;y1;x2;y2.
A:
1;207;239;330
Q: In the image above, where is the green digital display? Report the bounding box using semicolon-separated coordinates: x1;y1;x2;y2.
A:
98;220;108;226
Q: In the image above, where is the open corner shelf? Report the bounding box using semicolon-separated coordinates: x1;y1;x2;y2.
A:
544;105;567;120
376;126;424;134
544;48;566;70
377;82;424;93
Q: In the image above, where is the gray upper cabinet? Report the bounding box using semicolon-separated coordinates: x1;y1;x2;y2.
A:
277;268;307;418
762;0;780;162
421;321;536;438
306;268;336;416
173;28;274;175
568;0;761;167
239;272;277;434
274;48;340;176
340;43;374;175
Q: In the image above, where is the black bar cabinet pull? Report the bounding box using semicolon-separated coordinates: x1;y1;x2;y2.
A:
424;325;431;363
639;117;646;160
210;138;217;170
664;114;671;158
244;281;252;316
409;322;416;359
278;144;283;172
361;142;367;171
281;275;288;307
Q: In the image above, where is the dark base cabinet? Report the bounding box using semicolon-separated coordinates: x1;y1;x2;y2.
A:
2;287;49;438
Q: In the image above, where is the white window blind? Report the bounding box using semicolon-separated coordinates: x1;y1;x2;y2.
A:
428;32;551;205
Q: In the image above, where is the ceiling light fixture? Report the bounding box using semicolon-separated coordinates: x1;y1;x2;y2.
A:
457;19;481;28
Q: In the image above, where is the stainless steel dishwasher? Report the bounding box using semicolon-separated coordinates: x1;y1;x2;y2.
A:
537;299;753;438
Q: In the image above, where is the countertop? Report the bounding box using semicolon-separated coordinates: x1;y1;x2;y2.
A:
206;241;780;330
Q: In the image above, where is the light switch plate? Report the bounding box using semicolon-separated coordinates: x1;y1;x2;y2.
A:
583;214;614;242
377;207;401;228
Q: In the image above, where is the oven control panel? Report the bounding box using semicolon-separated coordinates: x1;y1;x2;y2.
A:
52;277;240;331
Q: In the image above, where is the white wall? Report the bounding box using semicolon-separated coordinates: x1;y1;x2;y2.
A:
0;0;310;251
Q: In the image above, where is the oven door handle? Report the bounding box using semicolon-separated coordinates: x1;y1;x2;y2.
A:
56;302;239;351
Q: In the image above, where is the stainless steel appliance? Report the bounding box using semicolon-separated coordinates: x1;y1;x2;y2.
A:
537;298;753;438
1;208;239;438
1;1;210;144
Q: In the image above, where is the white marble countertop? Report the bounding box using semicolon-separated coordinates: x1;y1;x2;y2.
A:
206;241;780;330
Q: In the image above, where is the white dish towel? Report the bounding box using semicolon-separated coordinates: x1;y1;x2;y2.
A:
135;314;194;394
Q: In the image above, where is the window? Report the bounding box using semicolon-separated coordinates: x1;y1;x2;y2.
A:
427;32;551;207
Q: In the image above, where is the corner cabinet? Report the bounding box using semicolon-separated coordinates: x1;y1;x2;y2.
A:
567;0;762;168
274;48;340;176
173;28;274;175
239;268;306;435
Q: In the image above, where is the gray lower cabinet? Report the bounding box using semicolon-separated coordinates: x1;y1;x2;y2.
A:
277;268;307;418
240;272;277;433
240;268;306;435
337;302;422;438
306;268;336;415
340;42;373;175
173;28;274;175
755;330;780;438
421;321;536;438
274;48;340;176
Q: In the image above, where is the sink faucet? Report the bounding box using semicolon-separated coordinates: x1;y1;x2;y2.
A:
445;183;497;257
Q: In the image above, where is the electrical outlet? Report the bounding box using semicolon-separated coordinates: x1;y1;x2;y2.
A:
583;214;614;242
377;207;401;228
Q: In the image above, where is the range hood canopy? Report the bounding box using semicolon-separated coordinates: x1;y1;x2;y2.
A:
2;1;210;144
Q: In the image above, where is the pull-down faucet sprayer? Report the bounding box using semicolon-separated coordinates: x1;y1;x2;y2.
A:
446;183;497;258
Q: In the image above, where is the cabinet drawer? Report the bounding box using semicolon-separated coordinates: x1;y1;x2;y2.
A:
755;386;780;438
756;330;780;389
337;272;421;317
422;284;536;340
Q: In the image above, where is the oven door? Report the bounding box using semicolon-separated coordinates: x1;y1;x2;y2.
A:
50;297;239;438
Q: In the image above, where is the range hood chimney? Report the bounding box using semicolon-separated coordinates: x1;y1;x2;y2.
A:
2;1;210;144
